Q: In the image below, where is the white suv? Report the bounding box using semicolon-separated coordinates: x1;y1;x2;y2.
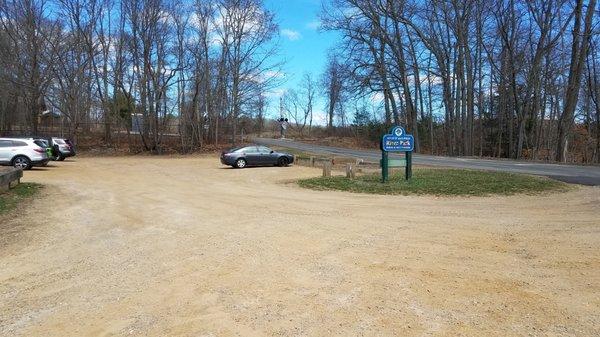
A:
0;138;50;170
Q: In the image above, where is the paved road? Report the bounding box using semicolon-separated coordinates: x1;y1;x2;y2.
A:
255;137;600;186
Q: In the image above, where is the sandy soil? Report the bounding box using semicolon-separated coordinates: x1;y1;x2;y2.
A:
0;156;599;337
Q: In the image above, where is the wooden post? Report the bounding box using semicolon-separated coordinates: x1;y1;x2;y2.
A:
322;162;331;177
310;156;315;167
345;163;355;179
355;159;363;174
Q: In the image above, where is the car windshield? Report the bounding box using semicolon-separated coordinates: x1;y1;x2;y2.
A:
54;139;65;144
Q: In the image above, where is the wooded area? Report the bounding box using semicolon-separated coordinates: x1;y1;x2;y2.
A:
0;0;280;152
321;0;600;163
1;0;599;163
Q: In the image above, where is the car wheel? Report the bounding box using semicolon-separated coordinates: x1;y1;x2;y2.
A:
235;158;247;168
57;155;65;161
278;157;289;167
12;156;31;170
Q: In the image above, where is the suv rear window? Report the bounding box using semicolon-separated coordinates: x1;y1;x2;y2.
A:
34;140;48;148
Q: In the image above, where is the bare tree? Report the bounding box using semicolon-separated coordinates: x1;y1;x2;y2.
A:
300;72;317;135
214;0;279;145
0;0;598;162
322;53;344;133
0;0;60;134
556;0;597;161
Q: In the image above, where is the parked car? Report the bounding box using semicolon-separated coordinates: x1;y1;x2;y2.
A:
33;139;53;166
220;145;294;168
46;137;76;161
0;138;50;169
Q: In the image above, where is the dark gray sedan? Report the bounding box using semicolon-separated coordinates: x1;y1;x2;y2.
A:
220;145;294;168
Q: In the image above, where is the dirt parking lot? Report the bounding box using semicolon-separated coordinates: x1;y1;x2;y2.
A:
1;156;599;336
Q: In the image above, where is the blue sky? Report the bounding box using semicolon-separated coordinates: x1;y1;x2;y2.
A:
263;0;340;123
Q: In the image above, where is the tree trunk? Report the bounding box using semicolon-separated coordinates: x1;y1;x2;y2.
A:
556;0;596;161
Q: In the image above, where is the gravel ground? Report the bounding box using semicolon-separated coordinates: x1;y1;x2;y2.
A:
0;156;599;336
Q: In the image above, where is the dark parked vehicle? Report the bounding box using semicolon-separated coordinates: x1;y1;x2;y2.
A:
220;145;294;168
46;137;75;161
33;139;53;166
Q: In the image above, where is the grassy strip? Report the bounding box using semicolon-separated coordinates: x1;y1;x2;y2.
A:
298;168;568;196
0;183;43;214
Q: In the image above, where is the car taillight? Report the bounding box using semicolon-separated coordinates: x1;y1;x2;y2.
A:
34;148;45;153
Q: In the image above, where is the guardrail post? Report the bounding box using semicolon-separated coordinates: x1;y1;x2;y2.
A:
345;163;355;179
322;162;331;177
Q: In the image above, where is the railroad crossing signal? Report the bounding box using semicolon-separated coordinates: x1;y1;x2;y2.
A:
278;118;289;138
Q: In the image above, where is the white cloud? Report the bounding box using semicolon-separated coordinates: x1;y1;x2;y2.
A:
242;70;285;84
265;88;286;98
264;70;285;80
281;29;301;41
306;20;320;30
312;111;329;126
207;4;266;47
407;73;443;86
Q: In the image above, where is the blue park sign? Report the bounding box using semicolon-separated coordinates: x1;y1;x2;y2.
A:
381;126;414;152
380;126;414;182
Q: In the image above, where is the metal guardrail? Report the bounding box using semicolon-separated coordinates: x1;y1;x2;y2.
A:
0;168;23;193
